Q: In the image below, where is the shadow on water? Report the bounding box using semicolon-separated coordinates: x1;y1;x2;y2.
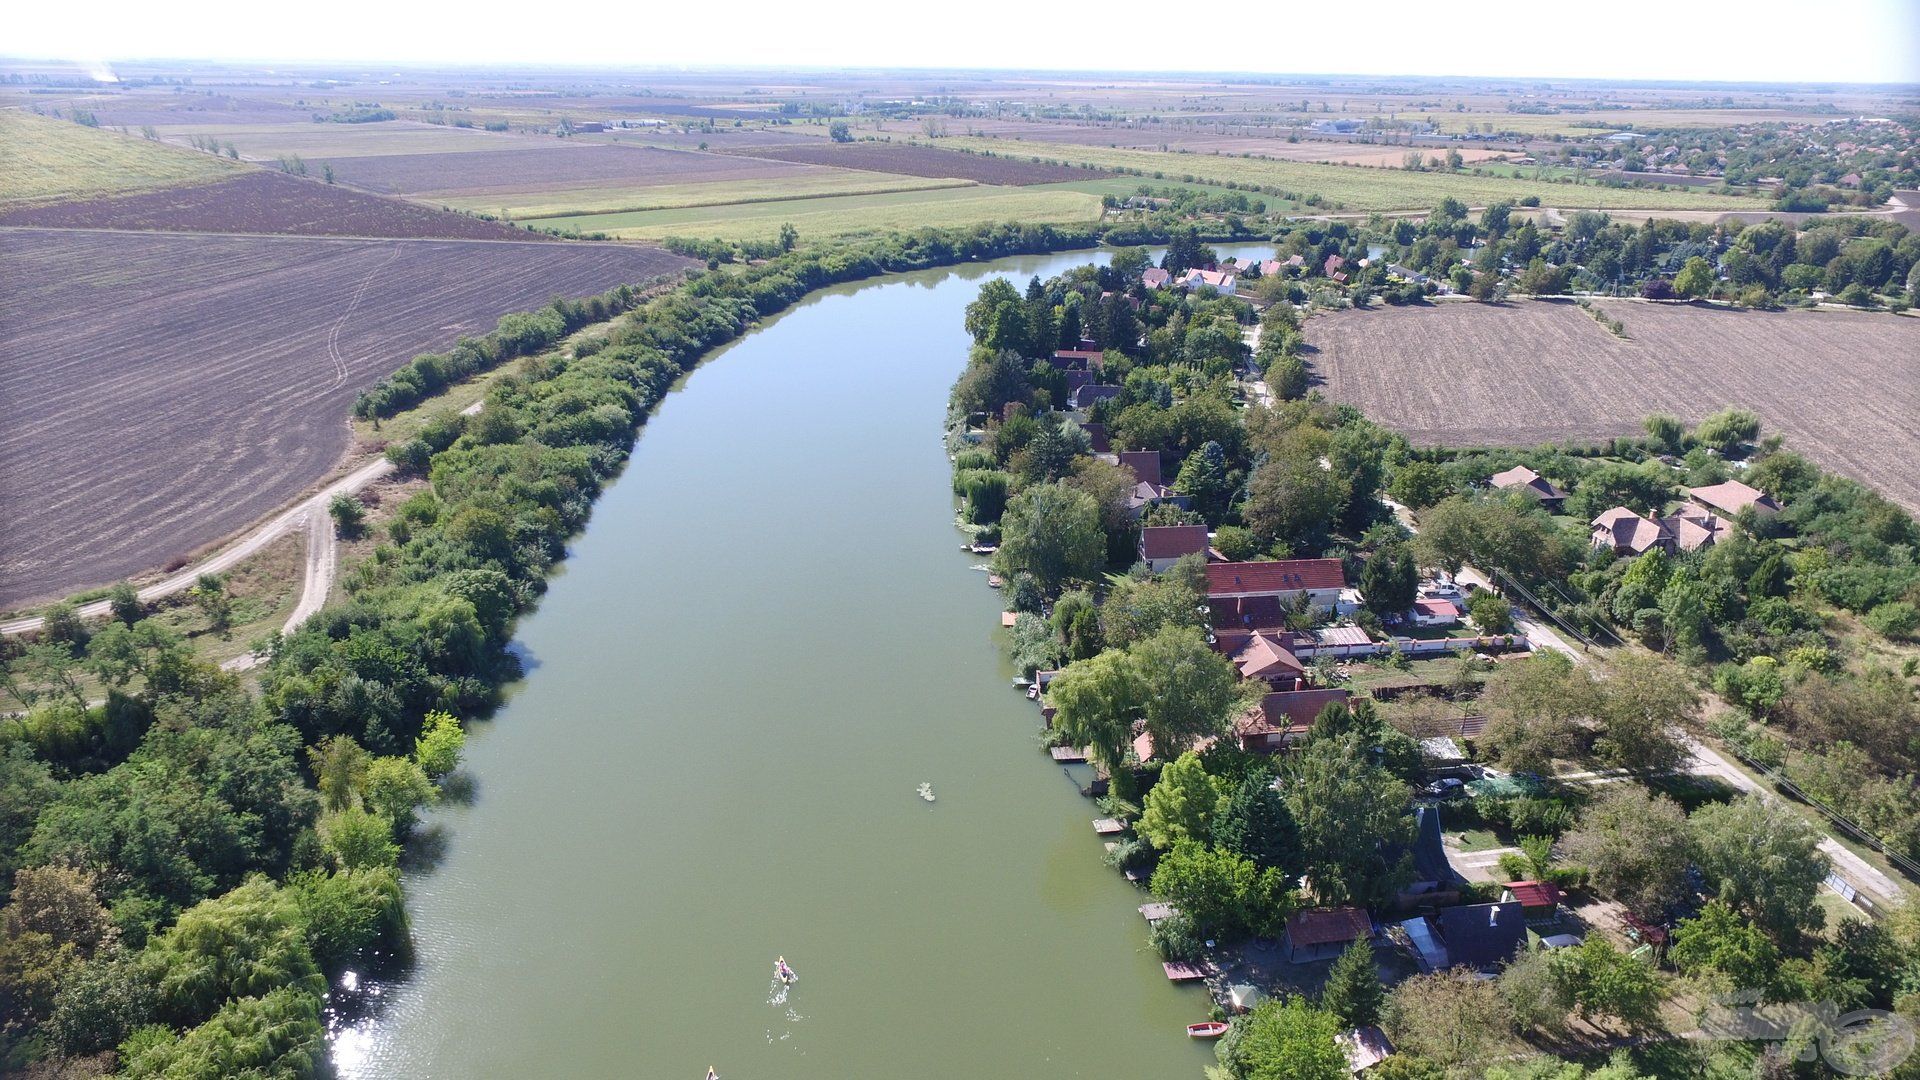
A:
400;823;452;874
437;770;477;806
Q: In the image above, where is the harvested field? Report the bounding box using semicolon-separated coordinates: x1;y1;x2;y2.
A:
1304;299;1920;511
930;136;1763;212
583;128;826;151
0;229;693;606
319;142;812;198
721;141;1098;185
161;120;518;160
0;170;543;240
444;172;970;221
0;109;240;206
55;93;314;127
535;184;1104;242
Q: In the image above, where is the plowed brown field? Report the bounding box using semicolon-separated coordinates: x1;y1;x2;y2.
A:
0;229;692;606
1304;299;1920;511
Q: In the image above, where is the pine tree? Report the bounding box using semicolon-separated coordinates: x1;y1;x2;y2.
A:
1322;939;1384;1028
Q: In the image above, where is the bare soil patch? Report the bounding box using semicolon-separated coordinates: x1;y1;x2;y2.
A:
322;143;812;198
0;170;542;240
721;141;1097;185
0;229;692;606
1304;299;1920;511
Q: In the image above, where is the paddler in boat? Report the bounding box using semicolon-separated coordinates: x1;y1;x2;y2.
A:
775;956;797;983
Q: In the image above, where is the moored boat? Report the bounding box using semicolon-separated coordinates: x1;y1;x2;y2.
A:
1186;1021;1229;1039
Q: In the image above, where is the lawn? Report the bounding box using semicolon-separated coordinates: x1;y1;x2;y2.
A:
928;135;1764;212
536;184;1106;242
0;110;240;206
439;170;975;219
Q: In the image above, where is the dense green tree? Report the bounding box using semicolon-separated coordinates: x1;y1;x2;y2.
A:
362;756;436;835
1690;796;1829;943
1213;773;1302;876
1219;996;1348;1080
1149;840;1293;939
1282;738;1413;906
1130;625;1243;760
1139;752;1227;849
318;807;400;872
1323;939;1385;1028
1547;937;1661;1029
141;878;323;1025
1669;899;1781;991
1593;653;1694;773
1673;256;1717;298
1480;650;1599;772
1562;783;1692;919
413;709;466;780
118;986;325;1080
108;581;144;626
1388;461;1453;510
1360;544;1419;617
1098;566;1205;647
996;481;1106;594
1243;449;1349;550
1383;972;1517;1069
288;868;405;972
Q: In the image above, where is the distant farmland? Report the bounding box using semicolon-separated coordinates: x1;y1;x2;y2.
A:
1;109;240;206
0;170;543;240
319;142;813;198
720;141;1099;185
927;135;1763;211
1303;300;1920;511
0;229;692;606
534;184;1105;242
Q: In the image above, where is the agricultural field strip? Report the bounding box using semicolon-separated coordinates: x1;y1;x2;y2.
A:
434;171;974;220
714;140;1098;185
0;109;242;205
0;229;692;607
534;184;1104;242
926;135;1763;211
313;142;817;197
1303;300;1920;512
150;119;532;159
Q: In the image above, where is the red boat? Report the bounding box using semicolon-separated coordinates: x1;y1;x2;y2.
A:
1186;1021;1229;1039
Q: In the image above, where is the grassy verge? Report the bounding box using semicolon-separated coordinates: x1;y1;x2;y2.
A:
0;110;240;206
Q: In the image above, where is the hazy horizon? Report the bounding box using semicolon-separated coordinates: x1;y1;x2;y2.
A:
8;0;1918;86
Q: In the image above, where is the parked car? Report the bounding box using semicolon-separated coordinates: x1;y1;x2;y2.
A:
1424;778;1467;800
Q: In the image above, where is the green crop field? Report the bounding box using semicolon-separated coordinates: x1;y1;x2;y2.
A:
439;171;976;219
1032;175;1306;210
0;110;241;205
931;136;1765;212
536;184;1104;242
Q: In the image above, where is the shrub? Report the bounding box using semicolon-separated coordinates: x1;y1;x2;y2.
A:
1864;601;1918;641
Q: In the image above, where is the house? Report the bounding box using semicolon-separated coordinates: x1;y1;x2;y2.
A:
1590;507;1672;556
1257;259;1283;277
1838;172;1863;188
1050;349;1104;372
1233;688;1350;751
1138;524;1209;571
1142;267;1173;289
1385;262;1428;284
1398;915;1450;971
1324;253;1346;277
1686;479;1781;520
1338;1026;1395;1074
1487;465;1566;511
1283;905;1372;963
1411;598;1460;628
1126;481;1189;517
1207;559;1347;613
1060;369;1095;399
1079;421;1111;454
1284;254;1306;269
1434;901;1527;971
1118;450;1164;487
1501;880;1563;923
1210;594;1290;632
1229;631;1307;687
1181;267;1238;294
1657;505;1728;552
572;120;608;133
1069;384;1122;409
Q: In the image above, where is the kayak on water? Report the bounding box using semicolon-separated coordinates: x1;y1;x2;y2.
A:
775;956;798;984
706;1068;720;1080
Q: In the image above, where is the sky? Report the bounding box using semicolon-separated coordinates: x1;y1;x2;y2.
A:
8;0;1919;85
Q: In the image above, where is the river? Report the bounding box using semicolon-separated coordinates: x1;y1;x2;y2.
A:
336;244;1269;1079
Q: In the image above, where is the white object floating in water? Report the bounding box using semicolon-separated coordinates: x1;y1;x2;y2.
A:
916;782;936;803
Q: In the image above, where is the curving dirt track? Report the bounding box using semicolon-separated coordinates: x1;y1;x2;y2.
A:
0;228;691;607
1304;299;1920;512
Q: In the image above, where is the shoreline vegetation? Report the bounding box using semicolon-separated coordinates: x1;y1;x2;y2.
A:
0;215;1288;1075
940;245;1919;1078
1;197;1914;1076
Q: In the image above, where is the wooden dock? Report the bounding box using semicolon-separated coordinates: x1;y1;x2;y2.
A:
1139;902;1175;923
1162;960;1216;982
1049;745;1089;763
1092;817;1128;835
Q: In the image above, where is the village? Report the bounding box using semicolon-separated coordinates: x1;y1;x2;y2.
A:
948;250;1905;1076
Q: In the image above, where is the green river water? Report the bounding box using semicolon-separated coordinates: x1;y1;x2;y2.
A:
337;245;1266;1079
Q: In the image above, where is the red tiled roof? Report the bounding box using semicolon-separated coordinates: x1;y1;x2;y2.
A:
1238;689;1349;738
1591;507;1668;554
1286;906;1371;947
1206;559;1345;596
1211;595;1289;631
1080;421;1111;454
1489;465;1566;502
1119;450;1163;487
1140;524;1209;560
1413;598;1459;618
1687;480;1780;516
1233;632;1306;681
1142;268;1172;288
1052;349;1103;366
1504;880;1563;909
